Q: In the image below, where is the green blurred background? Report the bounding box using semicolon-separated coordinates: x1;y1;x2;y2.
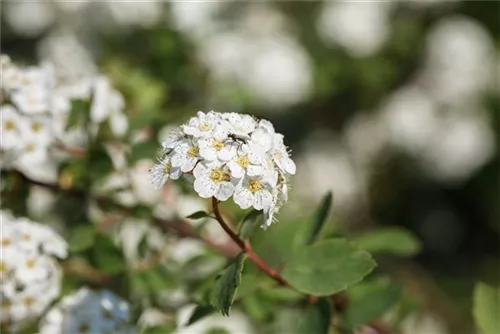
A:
1;1;498;333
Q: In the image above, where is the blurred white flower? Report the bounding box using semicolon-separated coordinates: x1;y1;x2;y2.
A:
39;288;135;334
0;211;67;332
422;16;495;106
4;1;54;37
176;304;254;334
200;31;312;107
105;1;163;28
295;136;364;211
317;2;393;57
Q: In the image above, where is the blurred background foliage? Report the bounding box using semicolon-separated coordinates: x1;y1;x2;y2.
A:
1;1;499;333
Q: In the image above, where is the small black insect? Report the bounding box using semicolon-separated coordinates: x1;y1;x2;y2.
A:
228;133;249;144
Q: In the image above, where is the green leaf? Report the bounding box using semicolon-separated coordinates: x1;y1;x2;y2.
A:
473;282;500;334
282;239;376;296
242;293;272;322
307;191;332;245
342;277;402;331
353;227;421;257
297;299;331;334
210;252;246;316
205;328;230;334
68;225;96;252
260;287;303;303
186;211;211;220
187;305;215;326
238;210;262;239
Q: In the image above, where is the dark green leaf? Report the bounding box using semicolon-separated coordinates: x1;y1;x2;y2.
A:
473;282;500;334
342;277;402;331
238;210;262;239
186;211;211;220
282;239;376;296
187;305;215;326
307;191;332;245
297;299;331;334
141;322;176;334
68;225;96;252
353;227;421;257
137;235;149;258
210;252;246;316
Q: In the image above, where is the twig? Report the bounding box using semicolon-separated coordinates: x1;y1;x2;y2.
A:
211;197;312;296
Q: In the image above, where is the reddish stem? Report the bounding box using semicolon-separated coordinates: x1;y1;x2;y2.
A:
211;197;289;287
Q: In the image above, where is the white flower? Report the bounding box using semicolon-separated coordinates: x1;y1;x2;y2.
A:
226;143;266;178
198;132;237;161
270;134;296;175
0;211;67;331
152;111;295;227
39;288;135;334
149;156;181;189
0;105;23;150
193;161;236;200
181;111;222;138
233;175;275;210
223;112;256;139
171;141;202;172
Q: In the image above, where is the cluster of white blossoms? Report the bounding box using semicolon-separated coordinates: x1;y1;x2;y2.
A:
150;111;296;227
0;211;67;331
0;54;127;176
39;287;135;334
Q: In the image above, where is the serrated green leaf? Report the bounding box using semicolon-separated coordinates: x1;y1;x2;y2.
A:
282;239;376;296
297;299;331;334
210;252;246;316
473;282;500;334
68;225;96;252
238;210;262;239
353;227;421;257
187;304;215;326
306;191;332;245
342;277;402;331
186;211;211;220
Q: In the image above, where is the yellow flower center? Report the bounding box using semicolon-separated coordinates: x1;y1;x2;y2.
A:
273;151;282;160
0;261;7;273
31;122;41;132
209;168;230;183
236;155;250;168
198;123;212;132
248;179;263;193
1;299;11;309
211;140;225;151
22;233;31;241
187;146;199;158
25;143;35;152
1;238;10;246
24;297;35;307
26;258;35;269
164;164;171;173
5;120;15;131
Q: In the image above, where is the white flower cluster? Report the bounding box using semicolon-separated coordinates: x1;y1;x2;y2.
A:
0;211;67;331
39;287;135;334
150;111;296;227
0;54;127;176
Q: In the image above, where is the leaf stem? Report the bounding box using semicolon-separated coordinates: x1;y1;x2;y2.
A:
211;197;289;287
